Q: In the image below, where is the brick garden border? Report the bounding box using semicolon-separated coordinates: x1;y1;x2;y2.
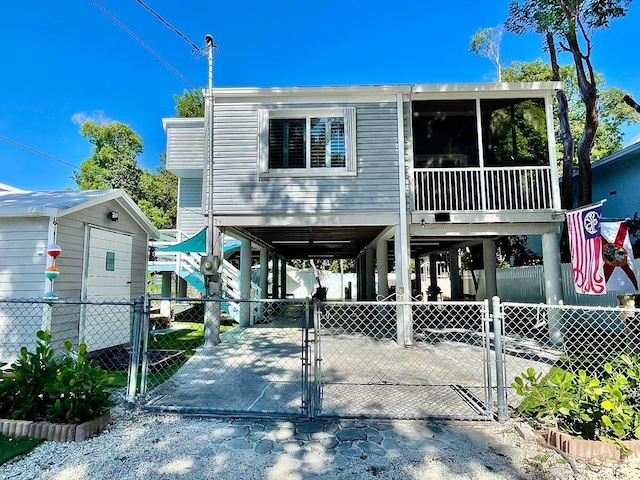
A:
0;412;111;442
544;428;640;461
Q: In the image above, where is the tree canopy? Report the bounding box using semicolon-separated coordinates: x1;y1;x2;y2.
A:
174;89;205;118
505;0;633;207
73;121;177;229
502;59;639;161
469;26;504;81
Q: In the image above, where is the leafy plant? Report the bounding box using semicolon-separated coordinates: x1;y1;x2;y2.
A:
513;354;640;445
0;331;113;423
0;330;59;420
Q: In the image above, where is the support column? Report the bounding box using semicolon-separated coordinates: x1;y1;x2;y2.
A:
160;272;172;318
280;256;287;299
449;248;462;300
483;238;497;312
376;238;389;298
413;255;421;298
259;248;269;299
366;247;376;300
271;253;279;299
177;276;187;298
239;238;251;327
542;231;564;344
394;225;413;346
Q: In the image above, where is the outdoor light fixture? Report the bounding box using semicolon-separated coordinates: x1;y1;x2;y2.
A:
421;219;426;228
312;240;351;244
272;240;310;244
108;211;119;222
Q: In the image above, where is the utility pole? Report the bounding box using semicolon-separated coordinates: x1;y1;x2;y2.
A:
201;33;222;346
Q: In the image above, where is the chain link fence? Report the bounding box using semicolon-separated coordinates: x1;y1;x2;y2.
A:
0;297;140;401
134;297;310;417
500;301;640;415
5;295;639;422
313;300;494;420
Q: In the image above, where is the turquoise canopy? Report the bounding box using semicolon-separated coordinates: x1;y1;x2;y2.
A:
157;228;241;255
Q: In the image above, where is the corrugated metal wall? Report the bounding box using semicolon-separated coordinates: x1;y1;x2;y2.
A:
476;261;639;307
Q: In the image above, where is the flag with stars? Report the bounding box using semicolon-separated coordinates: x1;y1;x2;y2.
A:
566;203;606;295
601;221;639;292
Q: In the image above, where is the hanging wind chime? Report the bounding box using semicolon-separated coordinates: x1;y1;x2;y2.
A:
43;243;61;302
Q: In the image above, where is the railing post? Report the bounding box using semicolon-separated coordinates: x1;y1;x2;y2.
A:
492;296;507;422
126;296;144;404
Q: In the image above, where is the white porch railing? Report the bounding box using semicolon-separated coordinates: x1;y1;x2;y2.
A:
413;166;556;212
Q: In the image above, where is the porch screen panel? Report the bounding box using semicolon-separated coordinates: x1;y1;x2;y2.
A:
481;98;549;168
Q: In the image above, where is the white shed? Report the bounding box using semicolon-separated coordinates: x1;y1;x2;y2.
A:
0;189;159;360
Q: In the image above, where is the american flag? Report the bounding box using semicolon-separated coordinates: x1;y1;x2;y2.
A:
566;203;606;295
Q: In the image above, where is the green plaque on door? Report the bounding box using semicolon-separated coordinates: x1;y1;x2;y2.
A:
105;252;115;271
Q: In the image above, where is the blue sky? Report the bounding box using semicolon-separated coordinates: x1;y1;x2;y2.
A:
1;1;638;191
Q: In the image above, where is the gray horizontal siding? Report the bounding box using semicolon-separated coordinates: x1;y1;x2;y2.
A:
177;178;204;236
211;102;400;215
166;122;205;173
0;217;49;299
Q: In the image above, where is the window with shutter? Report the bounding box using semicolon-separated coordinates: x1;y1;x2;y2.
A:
258;108;356;176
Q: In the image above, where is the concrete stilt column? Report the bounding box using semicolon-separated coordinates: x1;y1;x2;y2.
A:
366;247;376;300
413;255;421;298
259;248;269;299
280;256;287;299
483;238;497;312
271;253;279;299
394;225;413;346
376;238;389;298
542;231;564;344
177;276;187;298
239;238;251;327
428;255;438;300
160;272;172;318
449;248;462;300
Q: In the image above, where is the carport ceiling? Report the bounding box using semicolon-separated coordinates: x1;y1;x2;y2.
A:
236;226;387;259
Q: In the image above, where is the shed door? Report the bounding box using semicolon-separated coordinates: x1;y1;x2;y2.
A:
81;228;133;351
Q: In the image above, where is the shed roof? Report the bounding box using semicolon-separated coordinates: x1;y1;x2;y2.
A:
0;189;160;238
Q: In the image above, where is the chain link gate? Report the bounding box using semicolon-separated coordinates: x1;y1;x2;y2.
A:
312;299;495;420
132;297;311;417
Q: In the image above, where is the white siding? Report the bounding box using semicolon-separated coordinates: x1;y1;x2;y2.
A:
177;177;204;235
0;217;49;298
165;121;205;176
211;102;400;214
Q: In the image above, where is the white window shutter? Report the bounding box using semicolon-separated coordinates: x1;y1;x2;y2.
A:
344;107;357;173
257;109;269;173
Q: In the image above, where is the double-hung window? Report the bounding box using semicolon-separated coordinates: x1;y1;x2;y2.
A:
258;108;356;176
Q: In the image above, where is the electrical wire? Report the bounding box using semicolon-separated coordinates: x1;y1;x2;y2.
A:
135;0;219;58
90;0;197;89
135;0;198;51
0;135;81;170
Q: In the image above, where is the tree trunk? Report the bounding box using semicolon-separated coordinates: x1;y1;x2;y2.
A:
546;32;574;211
565;24;598;207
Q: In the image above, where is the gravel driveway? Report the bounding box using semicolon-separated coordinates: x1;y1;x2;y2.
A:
2;398;640;480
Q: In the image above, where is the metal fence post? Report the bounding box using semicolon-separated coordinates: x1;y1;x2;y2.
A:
492;296;507;422
482;299;494;420
126;296;144;404
313;300;322;418
138;296;151;398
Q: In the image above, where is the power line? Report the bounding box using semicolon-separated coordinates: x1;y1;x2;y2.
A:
0;135;81;170
135;0;199;52
90;0;197;89
135;0;219;59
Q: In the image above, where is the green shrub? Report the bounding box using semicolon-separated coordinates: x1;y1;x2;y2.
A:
0;331;114;423
513;354;640;445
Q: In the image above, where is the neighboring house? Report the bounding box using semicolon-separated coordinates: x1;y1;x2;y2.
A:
591;141;640;254
163;82;565;341
0;189;159;360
